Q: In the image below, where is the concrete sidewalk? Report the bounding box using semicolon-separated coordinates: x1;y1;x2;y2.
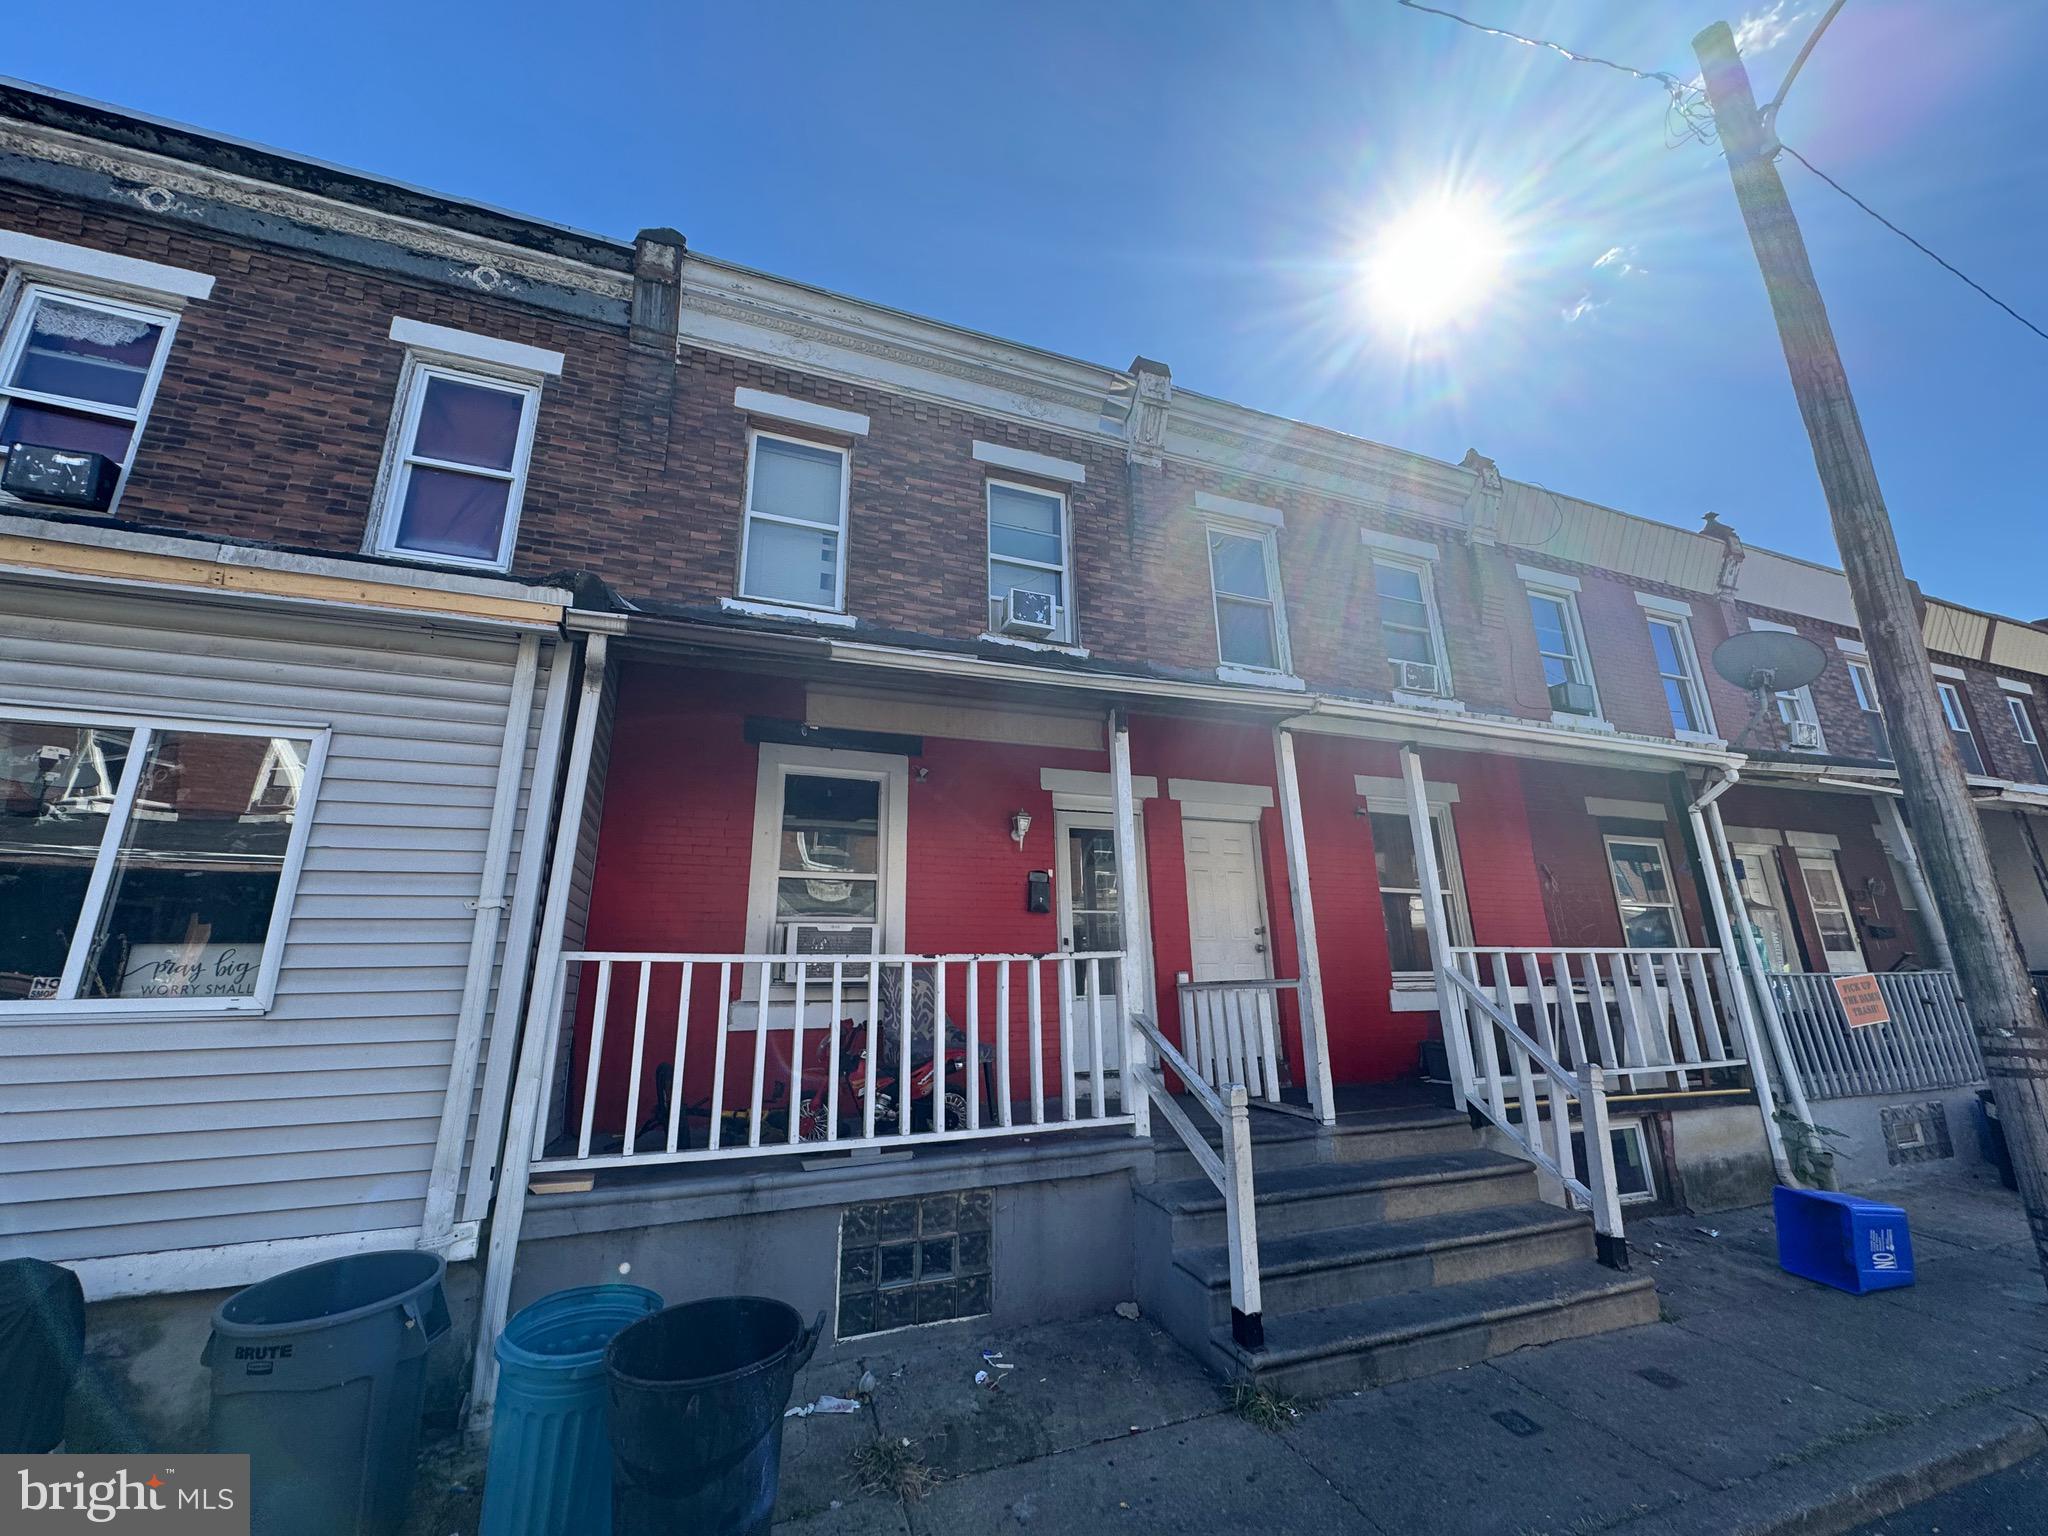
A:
755;1179;2048;1536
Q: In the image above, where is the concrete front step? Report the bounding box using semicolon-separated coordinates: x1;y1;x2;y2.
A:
1212;1260;1661;1398
1146;1105;1475;1183
1172;1202;1595;1327
1137;1148;1538;1245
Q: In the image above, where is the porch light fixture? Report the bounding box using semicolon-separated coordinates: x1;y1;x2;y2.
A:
1009;810;1032;848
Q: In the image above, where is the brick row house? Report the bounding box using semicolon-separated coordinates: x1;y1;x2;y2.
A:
0;83;2031;1434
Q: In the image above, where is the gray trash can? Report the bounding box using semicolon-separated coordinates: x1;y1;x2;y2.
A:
203;1250;450;1536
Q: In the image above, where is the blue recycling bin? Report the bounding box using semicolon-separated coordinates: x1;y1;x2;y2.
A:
1774;1186;1915;1294
479;1285;664;1536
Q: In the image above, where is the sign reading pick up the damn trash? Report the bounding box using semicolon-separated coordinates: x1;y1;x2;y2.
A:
1831;973;1891;1029
3;1455;249;1534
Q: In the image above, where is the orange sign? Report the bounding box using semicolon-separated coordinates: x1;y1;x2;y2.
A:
1832;973;1891;1029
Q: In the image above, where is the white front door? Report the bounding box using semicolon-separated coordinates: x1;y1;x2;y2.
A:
1054;812;1135;1075
1182;818;1271;981
1797;850;1869;975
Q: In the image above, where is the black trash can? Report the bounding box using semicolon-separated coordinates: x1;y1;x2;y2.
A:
203;1250;450;1536
605;1297;822;1536
0;1258;86;1453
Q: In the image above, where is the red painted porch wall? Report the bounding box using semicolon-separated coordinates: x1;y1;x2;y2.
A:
1518;762;1709;949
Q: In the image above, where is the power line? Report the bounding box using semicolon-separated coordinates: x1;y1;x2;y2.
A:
1778;143;2048;346
1394;0;1716;145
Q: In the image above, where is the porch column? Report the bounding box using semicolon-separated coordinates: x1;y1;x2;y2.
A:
1684;781;1796;1183
1400;744;1467;1109
1702;795;1817;1127
1273;726;1336;1123
467;632;610;1430
1875;794;1956;972
1109;710;1152;1137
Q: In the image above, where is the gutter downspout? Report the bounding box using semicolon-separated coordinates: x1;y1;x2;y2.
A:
1687;768;1801;1185
421;633;541;1251
466;633;610;1433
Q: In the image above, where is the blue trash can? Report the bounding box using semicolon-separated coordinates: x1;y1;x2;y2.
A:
479;1285;664;1536
1774;1186;1915;1294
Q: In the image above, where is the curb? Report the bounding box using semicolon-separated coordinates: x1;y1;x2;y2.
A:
1602;1379;2048;1536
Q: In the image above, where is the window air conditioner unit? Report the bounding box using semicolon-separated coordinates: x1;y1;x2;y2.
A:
1;443;120;512
1789;719;1823;749
1392;659;1443;696
1549;680;1598;716
999;587;1058;638
775;921;878;983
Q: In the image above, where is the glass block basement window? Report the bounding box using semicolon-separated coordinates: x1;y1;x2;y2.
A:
837;1189;992;1338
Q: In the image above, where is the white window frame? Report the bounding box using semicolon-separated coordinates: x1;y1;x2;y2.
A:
1643;612;1716;740
1371;554;1452;696
1205;519;1295;682
1794;848;1868;974
1936;680;1985;775
2007;694;2048;785
0;702;330;1019
736;427;853;615
1368;801;1472;981
1573;1119;1658;1205
366;354;543;573
1751;619;1825;751
1603;834;1683;949
1846;658;1891;760
0;281;184;517
1525;580;1603;723
741;743;908;1014
984;476;1074;644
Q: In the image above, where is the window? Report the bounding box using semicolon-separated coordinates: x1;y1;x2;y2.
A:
1206;525;1289;674
1373;557;1449;694
0;285;179;505
1847;659;1891;760
1775;685;1825;751
740;431;850;612
371;362;541;569
1604;836;1681;948
2008;695;2048;783
986;479;1072;642
0;712;322;1011
1936;681;1985;774
1370;807;1470;974
1571;1121;1657;1204
1645;615;1713;736
1526;585;1599;717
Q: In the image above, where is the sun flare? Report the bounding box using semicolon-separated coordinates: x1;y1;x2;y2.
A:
1361;194;1507;335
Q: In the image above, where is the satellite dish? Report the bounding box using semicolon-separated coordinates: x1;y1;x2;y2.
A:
1712;629;1827;694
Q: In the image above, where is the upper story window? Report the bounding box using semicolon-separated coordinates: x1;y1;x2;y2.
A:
740;430;851;613
1846;657;1891;760
368;319;560;573
1373;556;1450;696
986;479;1072;643
0;710;324;1013
1521;571;1600;719
1936;678;1985;775
1638;602;1714;738
2007;692;2048;784
1207;523;1291;677
1750;620;1823;751
0;286;178;510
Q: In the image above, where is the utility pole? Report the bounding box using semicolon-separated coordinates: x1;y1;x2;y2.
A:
1693;21;2048;1288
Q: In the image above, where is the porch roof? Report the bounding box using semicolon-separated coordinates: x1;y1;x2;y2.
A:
588;605;1743;773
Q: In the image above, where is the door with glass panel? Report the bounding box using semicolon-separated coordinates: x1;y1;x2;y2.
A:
1795;850;1867;975
1733;843;1800;974
1054;812;1130;1082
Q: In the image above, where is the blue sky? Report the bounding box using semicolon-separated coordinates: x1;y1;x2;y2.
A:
11;2;2045;615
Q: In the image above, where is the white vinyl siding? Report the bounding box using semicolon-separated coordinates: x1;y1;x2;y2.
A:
0;583;555;1267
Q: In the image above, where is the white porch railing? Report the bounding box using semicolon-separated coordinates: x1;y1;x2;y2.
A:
1439;964;1630;1264
528;951;1132;1172
1446;946;1752;1096
1129;1011;1266;1349
1176;975;1301;1114
1768;970;1985;1101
